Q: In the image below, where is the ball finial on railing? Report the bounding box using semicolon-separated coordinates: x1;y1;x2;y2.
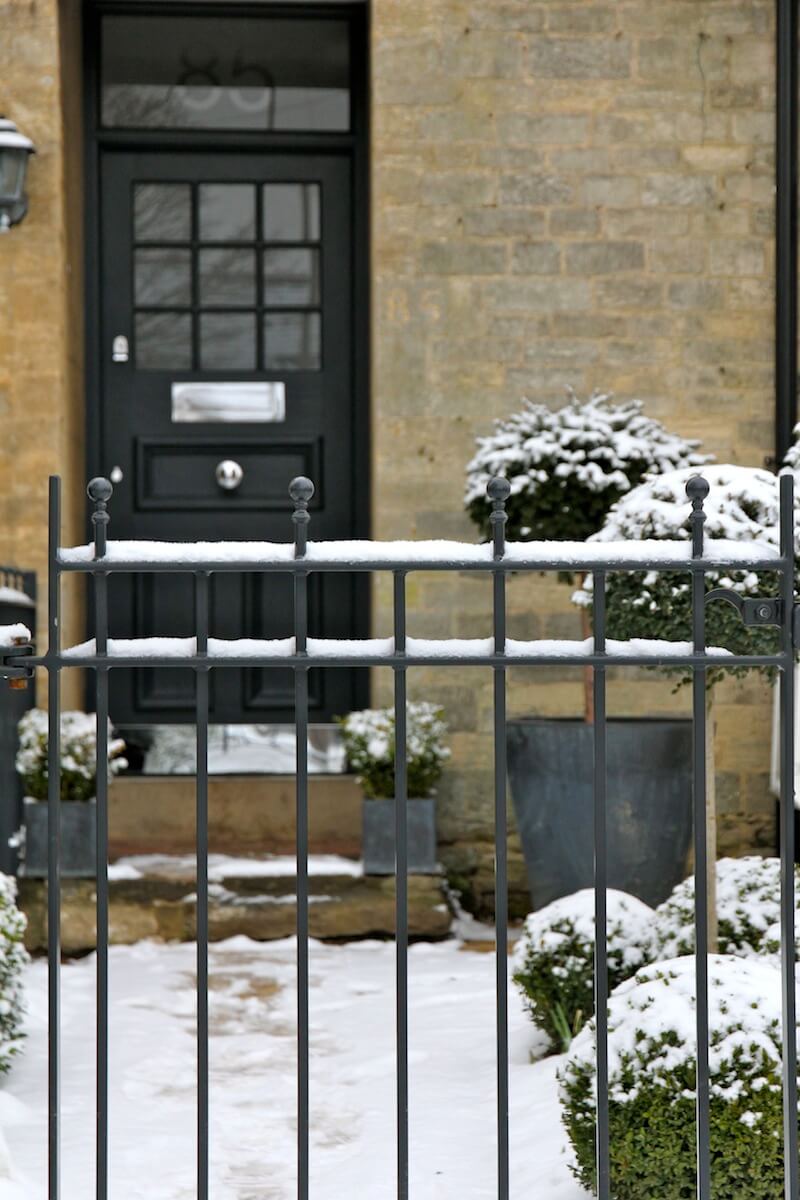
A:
289;476;315;505
487;476;511;504
685;475;710;504
87;477;113;504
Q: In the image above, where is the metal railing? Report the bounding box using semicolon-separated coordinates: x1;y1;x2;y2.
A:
1;471;797;1200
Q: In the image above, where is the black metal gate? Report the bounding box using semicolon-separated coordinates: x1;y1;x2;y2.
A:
1;470;797;1200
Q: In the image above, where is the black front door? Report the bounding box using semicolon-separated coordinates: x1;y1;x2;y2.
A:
87;6;368;725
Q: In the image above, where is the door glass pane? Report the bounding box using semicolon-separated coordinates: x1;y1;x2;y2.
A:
199;184;255;242
263;248;320;306
200;313;256;369
101;15;351;131
263;312;321;370
135;248;192;307
199;248;256;307
263;184;320;242
134;183;191;242
136;312;192;369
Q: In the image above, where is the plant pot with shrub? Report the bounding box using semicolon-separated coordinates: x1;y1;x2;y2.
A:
338;702;449;876
16;709;127;878
465;390;710;909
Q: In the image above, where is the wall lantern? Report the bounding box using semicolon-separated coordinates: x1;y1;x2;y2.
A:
0;118;35;232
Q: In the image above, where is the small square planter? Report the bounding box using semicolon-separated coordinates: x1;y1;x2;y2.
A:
22;797;97;878
362;798;437;876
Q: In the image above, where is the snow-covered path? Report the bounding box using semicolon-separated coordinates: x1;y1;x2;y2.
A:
1;938;587;1199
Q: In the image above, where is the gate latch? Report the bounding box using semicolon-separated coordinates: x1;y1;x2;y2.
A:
0;640;34;688
705;588;782;628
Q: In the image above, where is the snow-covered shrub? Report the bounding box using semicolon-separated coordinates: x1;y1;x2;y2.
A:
512;888;654;1053
560;955;795;1200
573;465;799;683
651;856;800;961
338;703;449;799
17;709;127;803
465;390;709;543
0;873;27;1075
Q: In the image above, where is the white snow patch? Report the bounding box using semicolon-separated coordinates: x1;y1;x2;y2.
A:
107;854;363;882
0;624;31;648
3;938;586;1199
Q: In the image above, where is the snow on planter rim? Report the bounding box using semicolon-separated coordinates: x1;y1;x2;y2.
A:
560;954;790;1106
58;536;778;567
61;635;734;660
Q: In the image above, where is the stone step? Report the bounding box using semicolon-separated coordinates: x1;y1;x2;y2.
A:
108;774;363;858
18;856;452;954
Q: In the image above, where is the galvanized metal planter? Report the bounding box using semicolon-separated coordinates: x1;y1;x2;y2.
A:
23;797;97;878
508;717;692;909
362;798;437;875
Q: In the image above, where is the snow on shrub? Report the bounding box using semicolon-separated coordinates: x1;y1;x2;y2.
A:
512;888;654;1053
573;465;799;682
560;955;795;1200
651;856;800;961
338;702;449;799
17;709;127;804
464;389;709;543
0;873;27;1076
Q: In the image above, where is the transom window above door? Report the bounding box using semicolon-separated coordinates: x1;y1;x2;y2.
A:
101;14;351;132
133;182;322;372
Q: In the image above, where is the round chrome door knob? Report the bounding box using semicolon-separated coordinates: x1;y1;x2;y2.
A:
215;459;244;491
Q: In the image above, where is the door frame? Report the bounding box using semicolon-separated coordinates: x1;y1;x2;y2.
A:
81;0;371;715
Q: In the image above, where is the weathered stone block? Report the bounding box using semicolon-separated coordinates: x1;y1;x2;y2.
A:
526;36;631;79
565;240;645;274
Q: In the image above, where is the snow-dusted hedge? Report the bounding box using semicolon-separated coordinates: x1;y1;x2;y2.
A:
511;888;653;1053
17;709;127;803
560;955;795;1200
465;390;709;543
338;702;449;799
651;856;800;961
573;465;798;683
0;874;27;1076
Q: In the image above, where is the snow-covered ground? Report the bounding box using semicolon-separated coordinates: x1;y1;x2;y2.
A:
0;938;586;1199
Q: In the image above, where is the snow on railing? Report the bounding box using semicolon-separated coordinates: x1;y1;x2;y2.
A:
58;536;781;569
61;634;734;662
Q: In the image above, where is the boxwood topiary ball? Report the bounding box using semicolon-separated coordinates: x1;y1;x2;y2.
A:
512;887;654;1054
559;955;795;1200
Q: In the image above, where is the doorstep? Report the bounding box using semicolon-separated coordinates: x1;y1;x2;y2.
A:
18;853;452;954
107;773;363;858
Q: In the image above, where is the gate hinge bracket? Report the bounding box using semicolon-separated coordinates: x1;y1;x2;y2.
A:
705;588;783;629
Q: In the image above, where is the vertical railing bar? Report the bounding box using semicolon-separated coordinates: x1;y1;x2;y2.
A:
47;476;61;1200
688;477;711;1200
88;477;111;1200
592;571;610;1200
488;479;510;1200
779;472;799;1200
394;569;409;1200
290;477;313;1200
195;571;210;1200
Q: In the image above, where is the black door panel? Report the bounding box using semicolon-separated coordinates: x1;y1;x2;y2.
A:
99;151;362;723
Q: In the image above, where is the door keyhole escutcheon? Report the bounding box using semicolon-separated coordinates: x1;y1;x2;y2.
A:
215;459;244;491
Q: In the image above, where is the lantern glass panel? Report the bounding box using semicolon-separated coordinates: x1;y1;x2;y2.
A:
0;149;26;201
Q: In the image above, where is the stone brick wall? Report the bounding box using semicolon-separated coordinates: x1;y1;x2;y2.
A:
371;0;778;911
0;0;84;704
